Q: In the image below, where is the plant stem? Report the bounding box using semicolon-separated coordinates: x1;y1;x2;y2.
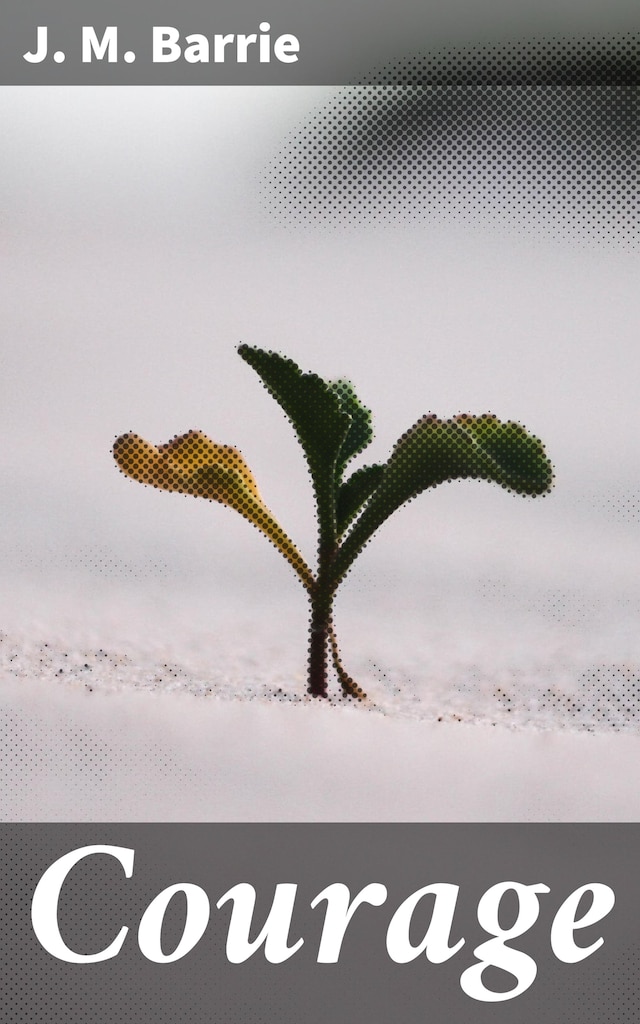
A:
307;561;367;700
307;473;368;698
306;564;334;698
307;617;329;697
328;621;367;700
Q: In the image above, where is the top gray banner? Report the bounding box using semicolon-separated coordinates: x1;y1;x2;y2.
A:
1;0;639;84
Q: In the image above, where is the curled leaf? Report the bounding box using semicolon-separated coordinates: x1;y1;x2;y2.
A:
238;345;350;549
113;429;313;589
329;379;375;478
334;412;554;580
336;463;384;534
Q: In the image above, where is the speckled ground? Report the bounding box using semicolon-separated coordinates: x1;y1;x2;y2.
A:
2;572;640;821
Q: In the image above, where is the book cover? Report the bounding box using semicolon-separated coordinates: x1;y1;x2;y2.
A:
1;0;638;1019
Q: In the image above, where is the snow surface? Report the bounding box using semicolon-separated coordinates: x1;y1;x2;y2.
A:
2;566;640;821
1;88;639;822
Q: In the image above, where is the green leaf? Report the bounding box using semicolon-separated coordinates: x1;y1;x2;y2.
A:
329;379;374;478
238;345;350;549
334;413;553;579
336;464;384;535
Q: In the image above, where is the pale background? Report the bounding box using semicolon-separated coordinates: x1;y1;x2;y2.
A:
0;87;639;818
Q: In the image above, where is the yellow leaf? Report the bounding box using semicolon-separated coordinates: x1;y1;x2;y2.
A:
113;430;313;589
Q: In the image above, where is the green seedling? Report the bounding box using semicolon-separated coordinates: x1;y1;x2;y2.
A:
113;345;553;701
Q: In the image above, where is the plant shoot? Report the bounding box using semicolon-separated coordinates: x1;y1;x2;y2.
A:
113;346;553;700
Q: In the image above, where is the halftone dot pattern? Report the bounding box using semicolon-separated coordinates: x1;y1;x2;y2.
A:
604;494;640;522
383;412;553;495
72;546;173;582
0;630;303;706
0;828;304;1023
113;428;313;590
463;571;640;732
264;36;638;245
577;665;640;728
480;663;640;732
3;825;640;1023
113;352;553;702
588;487;640;523
0;700;201;819
546;943;640;1023
359;33;639;86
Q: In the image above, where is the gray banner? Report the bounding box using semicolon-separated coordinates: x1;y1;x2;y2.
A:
2;824;640;1022
1;0;639;84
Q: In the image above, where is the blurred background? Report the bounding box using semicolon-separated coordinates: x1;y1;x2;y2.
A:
0;84;638;728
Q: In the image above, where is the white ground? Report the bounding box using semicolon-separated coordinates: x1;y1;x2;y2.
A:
2;561;640;821
1;88;639;822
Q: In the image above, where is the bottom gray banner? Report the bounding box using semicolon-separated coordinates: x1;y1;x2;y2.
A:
1;825;639;1022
